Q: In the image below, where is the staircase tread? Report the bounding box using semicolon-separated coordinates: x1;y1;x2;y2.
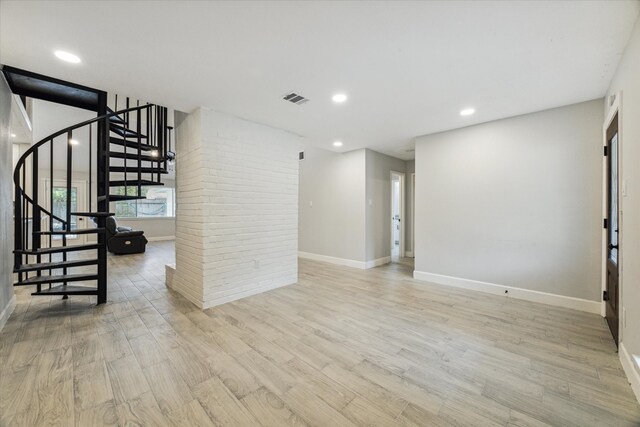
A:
109;137;155;151
32;285;98;295
109;180;164;187
107;108;126;125
15;273;99;286
109;167;168;174
110;123;147;139
34;228;105;235
70;212;115;217
109;151;162;162
97;195;146;202
15;243;102;255
15;259;99;273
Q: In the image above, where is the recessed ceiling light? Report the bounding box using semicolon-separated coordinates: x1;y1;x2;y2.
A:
54;50;81;64
333;141;343;147
10;133;16;138
332;93;347;103
460;108;475;116
69;139;79;145
150;150;159;157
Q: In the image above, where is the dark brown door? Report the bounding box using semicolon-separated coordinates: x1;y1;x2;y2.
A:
605;113;619;345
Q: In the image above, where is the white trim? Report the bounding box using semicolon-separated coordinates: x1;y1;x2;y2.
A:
405;251;414;258
299;251;367;269
619;342;640;404
43;178;88;245
390;171;405;258
0;295;16;332
410;172;415;256
413;270;601;314
115;217;176;221
202;279;296;309
165;266;203;309
602;93;621;319
13;94;32;131
165;263;176;288
298;251;390;270
147;236;176;242
365;256;391;269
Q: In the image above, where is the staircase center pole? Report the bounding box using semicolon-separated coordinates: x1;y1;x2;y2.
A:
96;91;109;305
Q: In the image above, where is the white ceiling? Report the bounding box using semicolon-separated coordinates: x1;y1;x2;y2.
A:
1;1;639;160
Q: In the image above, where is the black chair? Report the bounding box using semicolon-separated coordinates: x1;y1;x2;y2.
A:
105;217;148;255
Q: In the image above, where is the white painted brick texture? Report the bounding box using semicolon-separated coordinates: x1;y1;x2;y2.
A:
172;109;207;307
171;107;299;308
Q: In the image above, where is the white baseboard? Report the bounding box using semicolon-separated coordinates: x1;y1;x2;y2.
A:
620;342;640;404
165;263;176;288
0;295;16;332
365;256;391;269
298;252;390;270
299;251;367;269
413;270;601;314
203;279;296;309
147;236;176;242
165;274;204;309
405;251;414;258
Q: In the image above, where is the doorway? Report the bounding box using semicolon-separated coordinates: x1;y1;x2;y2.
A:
410;172;415;258
605;112;620;345
390;171;405;261
43;179;88;246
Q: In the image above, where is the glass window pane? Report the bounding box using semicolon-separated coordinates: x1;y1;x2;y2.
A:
609;134;618;264
113;186;174;218
51;186;78;239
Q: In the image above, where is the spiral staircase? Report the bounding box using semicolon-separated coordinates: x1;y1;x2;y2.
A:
4;66;172;305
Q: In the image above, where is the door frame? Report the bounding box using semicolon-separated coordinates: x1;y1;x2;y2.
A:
602;93;622;337
390;171;405;258
410;172;415;258
42;178;88;245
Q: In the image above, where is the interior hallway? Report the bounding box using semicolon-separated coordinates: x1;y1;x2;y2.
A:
1;242;639;426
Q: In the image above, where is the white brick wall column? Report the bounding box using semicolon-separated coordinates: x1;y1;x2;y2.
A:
170;107;299;309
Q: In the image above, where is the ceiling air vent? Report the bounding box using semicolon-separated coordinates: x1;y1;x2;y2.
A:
283;92;309;105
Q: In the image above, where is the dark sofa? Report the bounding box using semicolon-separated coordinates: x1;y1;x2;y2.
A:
105;217;148;255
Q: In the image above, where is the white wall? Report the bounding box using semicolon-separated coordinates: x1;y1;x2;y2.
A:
414;99;604;307
116;217;175;241
365;149;406;262
298;147;366;263
606;15;640;397
31;99;95;174
0;75;16;330
298;147;411;267
171;109;206;305
171;107;299;309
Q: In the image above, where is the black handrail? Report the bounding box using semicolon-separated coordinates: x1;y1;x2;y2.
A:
13;99;168;304
13;103;156;206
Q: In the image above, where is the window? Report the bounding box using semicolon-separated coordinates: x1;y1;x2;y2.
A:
113;186;175;218
51;186;78;239
52;186;78;230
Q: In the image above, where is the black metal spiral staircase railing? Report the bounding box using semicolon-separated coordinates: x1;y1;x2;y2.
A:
13;101;170;304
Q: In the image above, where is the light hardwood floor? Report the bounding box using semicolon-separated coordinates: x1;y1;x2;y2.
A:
1;241;639;426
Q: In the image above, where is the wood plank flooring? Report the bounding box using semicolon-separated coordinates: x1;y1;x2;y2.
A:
1;241;639;426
